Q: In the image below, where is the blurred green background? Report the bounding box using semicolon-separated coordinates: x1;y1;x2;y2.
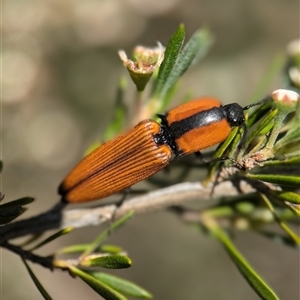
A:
2;0;299;299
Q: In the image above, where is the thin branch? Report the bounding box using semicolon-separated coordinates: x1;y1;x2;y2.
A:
61;180;254;229
0;202;65;241
1;180;255;242
3;241;54;270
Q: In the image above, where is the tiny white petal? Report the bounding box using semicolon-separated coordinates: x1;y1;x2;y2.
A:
272;89;299;102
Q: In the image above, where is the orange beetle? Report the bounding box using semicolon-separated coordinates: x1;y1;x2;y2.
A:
59;97;257;203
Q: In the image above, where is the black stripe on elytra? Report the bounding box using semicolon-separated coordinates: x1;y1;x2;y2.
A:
167;107;225;140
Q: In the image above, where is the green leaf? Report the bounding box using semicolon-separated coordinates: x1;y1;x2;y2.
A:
275;221;299;244
19;233;45;248
246;173;300;188
70;266;128;300
0;160;2;172
183;28;214;66
205;222;279;300
220;126;241;156
206;127;239;179
274;126;300;151
174;28;213;75
100;244;124;254
59;244;89;254
277;143;300;157
272;191;300;204
160;28;213;110
81;254;131;269
245;109;277;149
262;156;300;166
22;258;53;300
153;24;185;100
246;101;273;128
260;193;300;245
59;244;123;255
91;272;152;299
30;227;73;251
81;211;134;258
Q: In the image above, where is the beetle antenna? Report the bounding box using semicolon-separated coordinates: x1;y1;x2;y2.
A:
243;95;270;110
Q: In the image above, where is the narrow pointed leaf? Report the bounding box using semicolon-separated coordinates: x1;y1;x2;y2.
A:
160;28;213;110
20;233;44;247
262;156;300;166
69;266;128;300
179;30;211;71
22;258;52;300
30;227;73;251
182;28;214;67
260;193;300;245
274;126;300;150
100;244;124;254
246;173;300;188
153;24;185;100
81;254;131;269
206;223;279;300
91;272;152;299
245;110;277;148
277;221;300;244
216;127;240;157
277;143;300;156
247;102;273;128
60;244;123;255
81;211;133;258
59;243;91;254
272;191;300;204
206;127;239;179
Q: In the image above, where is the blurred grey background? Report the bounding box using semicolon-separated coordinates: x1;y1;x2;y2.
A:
2;0;299;299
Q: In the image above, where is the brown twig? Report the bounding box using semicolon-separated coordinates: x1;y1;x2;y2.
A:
62;180;255;229
1;180;255;242
3;241;54;270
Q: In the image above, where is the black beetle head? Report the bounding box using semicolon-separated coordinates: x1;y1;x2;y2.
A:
222;103;245;127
